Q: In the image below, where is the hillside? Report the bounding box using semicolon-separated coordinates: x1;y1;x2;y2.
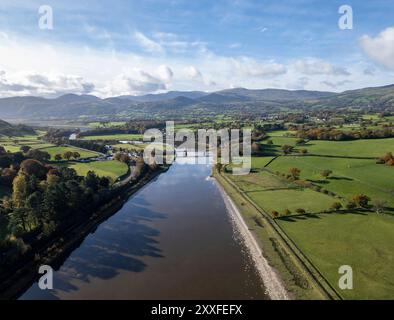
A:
0;85;393;120
0;119;35;136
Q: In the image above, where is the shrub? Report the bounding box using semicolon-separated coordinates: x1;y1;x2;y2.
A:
296;208;306;214
271;211;279;218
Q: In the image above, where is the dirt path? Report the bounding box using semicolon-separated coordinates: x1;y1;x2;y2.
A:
214;179;290;300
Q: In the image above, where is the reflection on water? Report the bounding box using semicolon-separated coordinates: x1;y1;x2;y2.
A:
20;156;267;300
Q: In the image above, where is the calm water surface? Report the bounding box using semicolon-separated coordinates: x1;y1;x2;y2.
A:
20;156;267;300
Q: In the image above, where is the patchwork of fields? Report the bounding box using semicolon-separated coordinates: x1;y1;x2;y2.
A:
225;133;394;299
67;160;129;181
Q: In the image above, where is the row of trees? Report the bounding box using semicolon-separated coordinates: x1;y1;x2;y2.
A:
293;126;394;141
377;152;394;166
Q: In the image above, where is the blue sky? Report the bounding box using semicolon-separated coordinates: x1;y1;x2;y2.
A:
0;0;393;97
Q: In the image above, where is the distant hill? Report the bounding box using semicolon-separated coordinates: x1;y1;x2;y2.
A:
118;91;208;102
199;88;335;103
0;85;393;120
311;84;394;109
0;119;35;136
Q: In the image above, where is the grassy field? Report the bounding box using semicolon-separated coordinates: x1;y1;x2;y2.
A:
303;138;394;158
67;160;129;180
251;156;276;169
0;133;55;152
268;156;394;206
80;133;143;141
227;170;338;215
277;212;394;299
40;146;100;160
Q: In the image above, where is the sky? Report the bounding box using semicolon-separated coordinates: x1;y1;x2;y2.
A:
0;0;393;98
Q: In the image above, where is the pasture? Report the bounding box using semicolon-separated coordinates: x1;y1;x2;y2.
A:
277;212;394;299
41;146;100;160
267;156;394;206
303;138;394;158
67;160;129;181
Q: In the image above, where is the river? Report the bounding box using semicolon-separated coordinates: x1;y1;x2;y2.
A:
20;155;267;300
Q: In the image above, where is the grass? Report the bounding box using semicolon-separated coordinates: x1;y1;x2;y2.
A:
251;156;276;169
80;133;143;141
40;146;100;160
215;170;326;299
67;160;129;180
267;156;394;206
303;138;394;158
277;212;394;299
227;170;338;216
249;188;336;215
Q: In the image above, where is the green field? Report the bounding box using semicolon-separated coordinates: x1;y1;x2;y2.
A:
303;138;394;158
278;212;394;299
68;160;129;180
227;170;338;215
41;146;100;160
251;156;276;169
0;133;55;152
80;133;143;141
267;156;394;206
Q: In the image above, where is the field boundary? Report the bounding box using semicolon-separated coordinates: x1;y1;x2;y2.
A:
218;170;343;300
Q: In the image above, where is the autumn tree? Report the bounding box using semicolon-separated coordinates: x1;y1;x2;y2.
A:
289;167;301;180
321;169;333;179
331;202;343;211
352;194;371;208
282;145;294;155
63;151;74;160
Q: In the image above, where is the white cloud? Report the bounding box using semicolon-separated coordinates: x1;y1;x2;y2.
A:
0;70;94;97
157;65;174;82
133;31;163;53
184;66;202;80
360;27;394;70
104;69;167;96
294;58;350;76
232;57;287;77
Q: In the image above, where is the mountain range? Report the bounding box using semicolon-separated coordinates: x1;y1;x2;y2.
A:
0;85;393;120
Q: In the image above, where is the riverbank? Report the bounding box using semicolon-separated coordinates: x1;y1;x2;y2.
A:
213;169;334;300
214;178;289;300
0;166;168;300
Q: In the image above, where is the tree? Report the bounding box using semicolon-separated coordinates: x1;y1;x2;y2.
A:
12;172;28;205
251;142;261;154
20;159;47;180
72;152;81;160
321;169;333;179
372;200;387;214
20;145;31;154
352;194;371;208
63;151;73;161
300;149;308;155
296;208;306;214
271;211;279;218
331;202;343;211
26;149;50;162
346;201;357;210
54;154;62;161
282;145;294;155
289;167;301;180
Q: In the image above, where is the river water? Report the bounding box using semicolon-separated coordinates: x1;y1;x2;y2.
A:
20;156;267;300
